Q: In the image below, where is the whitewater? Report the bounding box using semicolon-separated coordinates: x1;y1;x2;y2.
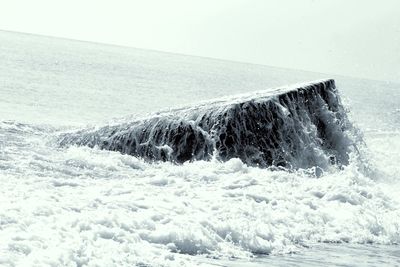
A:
1;30;400;266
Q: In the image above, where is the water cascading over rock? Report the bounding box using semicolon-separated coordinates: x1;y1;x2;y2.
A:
59;79;354;169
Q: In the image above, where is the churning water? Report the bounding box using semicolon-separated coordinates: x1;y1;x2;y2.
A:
1;31;400;266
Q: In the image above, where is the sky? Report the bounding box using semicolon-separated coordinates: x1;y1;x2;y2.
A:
0;0;399;82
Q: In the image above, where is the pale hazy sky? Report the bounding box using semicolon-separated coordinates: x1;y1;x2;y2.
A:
1;0;399;82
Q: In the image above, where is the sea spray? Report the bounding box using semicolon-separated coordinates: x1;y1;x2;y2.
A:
59;79;356;170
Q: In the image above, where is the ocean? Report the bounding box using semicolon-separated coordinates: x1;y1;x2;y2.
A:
1;30;399;266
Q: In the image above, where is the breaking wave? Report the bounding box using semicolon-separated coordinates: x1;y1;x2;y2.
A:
59;79;356;170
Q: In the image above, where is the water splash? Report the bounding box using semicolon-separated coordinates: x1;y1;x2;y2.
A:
59;79;355;170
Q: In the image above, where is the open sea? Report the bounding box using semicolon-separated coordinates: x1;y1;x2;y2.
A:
1;30;400;266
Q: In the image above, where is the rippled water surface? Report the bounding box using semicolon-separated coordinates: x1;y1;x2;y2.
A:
205;243;400;266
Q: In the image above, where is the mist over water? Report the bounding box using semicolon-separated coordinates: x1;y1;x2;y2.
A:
1;31;400;266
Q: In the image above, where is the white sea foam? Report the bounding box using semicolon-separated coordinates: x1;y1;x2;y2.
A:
0;120;399;266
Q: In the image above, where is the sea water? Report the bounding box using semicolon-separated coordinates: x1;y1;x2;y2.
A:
0;30;399;266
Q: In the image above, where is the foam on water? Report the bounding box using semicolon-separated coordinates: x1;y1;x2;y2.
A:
0;119;399;266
